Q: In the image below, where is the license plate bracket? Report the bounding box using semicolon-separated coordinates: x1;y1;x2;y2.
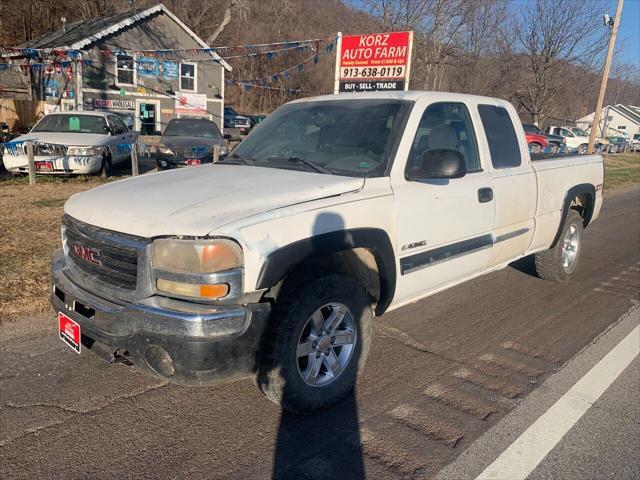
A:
35;160;54;171
58;312;81;354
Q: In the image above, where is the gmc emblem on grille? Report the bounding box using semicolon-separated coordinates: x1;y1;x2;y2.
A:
72;244;102;266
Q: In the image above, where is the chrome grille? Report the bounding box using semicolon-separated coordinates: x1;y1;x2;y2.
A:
62;215;147;292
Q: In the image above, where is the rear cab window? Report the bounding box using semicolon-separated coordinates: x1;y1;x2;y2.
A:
477;105;522;169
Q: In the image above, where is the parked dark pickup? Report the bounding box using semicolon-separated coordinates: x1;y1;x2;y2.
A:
223;107;251;135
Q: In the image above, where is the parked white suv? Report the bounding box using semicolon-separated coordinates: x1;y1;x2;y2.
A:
546;126;607;154
51;92;604;413
3;111;135;176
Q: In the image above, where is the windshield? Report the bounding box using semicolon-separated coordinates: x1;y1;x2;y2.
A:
230;99;411;177
32;114;107;134
571;127;588;136
163;120;222;139
224;107;238;116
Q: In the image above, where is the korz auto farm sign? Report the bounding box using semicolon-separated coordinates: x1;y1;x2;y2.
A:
335;31;413;93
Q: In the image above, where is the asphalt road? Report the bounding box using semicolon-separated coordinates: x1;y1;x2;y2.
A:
1;186;639;480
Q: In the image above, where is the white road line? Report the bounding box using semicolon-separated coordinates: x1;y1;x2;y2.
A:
476;324;640;480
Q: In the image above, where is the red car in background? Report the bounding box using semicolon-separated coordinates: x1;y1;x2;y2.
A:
525;131;549;154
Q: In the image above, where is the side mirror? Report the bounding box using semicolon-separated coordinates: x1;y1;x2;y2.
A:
407;149;466;181
223;133;232;140
103;125;111;134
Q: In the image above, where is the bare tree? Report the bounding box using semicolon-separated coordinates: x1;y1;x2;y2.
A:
504;0;609;125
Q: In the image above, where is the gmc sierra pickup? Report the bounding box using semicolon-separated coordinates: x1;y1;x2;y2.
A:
51;92;604;413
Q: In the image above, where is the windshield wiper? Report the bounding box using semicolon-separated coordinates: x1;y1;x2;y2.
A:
266;156;332;175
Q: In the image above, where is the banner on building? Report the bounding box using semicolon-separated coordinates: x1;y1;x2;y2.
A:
93;98;135;110
334;31;413;93
137;57;178;79
175;93;208;116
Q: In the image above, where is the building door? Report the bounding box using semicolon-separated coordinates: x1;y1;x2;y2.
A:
135;99;161;135
139;103;156;135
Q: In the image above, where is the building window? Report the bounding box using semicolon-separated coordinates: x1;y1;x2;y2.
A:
180;62;197;92
116;54;135;86
618;125;626;130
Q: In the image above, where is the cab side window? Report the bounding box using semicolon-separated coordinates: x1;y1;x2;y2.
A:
112;115;128;133
107;116;123;135
408;102;481;173
478;105;521;169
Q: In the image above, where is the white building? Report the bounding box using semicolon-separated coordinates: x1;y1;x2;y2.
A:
576;104;640;138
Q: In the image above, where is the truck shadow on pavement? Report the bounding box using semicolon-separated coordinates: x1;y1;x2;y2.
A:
255;212;367;479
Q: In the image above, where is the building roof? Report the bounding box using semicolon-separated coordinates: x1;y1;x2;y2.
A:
577;104;640;125
615;104;640;124
22;4;232;71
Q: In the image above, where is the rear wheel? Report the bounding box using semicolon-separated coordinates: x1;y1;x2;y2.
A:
529;142;542;154
534;210;583;282
256;273;373;414
577;144;588;155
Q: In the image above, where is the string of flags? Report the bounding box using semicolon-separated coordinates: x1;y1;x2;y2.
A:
227;41;335;91
0;36;337;96
227;53;319;90
0;36;332;60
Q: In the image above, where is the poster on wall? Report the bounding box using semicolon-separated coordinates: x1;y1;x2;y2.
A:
334;31;413;93
44;79;59;97
137;57;178;79
175;93;208;116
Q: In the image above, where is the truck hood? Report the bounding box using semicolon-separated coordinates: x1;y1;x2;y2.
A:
64;165;364;237
14;132;109;146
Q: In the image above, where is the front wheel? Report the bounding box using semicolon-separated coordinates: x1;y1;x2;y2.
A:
577;144;588;155
256;273;373;414
534;210;583;281
99;155;111;178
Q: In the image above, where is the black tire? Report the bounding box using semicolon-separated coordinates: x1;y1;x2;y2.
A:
256;273;373;414
99;155;111;178
577;144;588;155
529;142;542;154
534;210;584;282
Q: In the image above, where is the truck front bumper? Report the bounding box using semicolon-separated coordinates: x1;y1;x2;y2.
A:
50;250;270;385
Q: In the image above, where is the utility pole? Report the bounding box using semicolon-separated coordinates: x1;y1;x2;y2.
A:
588;0;624;154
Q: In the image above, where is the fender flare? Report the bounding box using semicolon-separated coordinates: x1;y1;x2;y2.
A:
550;183;596;248
255;228;396;316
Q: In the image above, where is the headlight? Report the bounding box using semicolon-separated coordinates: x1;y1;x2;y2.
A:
152;238;243;300
67;146;101;156
157;145;173;155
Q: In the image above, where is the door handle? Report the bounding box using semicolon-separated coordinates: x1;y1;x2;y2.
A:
478;187;493;203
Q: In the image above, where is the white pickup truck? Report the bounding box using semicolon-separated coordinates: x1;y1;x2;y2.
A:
3;111;135;176
51;92;604;413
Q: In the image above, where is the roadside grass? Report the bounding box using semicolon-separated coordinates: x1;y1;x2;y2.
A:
603;153;640;191
0;178;109;320
0;153;638;320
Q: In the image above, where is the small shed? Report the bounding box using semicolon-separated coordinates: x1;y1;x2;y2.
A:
0;4;232;133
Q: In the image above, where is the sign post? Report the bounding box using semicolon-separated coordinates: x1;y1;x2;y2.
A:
26;140;36;186
335;31;413;93
131;142;139;177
